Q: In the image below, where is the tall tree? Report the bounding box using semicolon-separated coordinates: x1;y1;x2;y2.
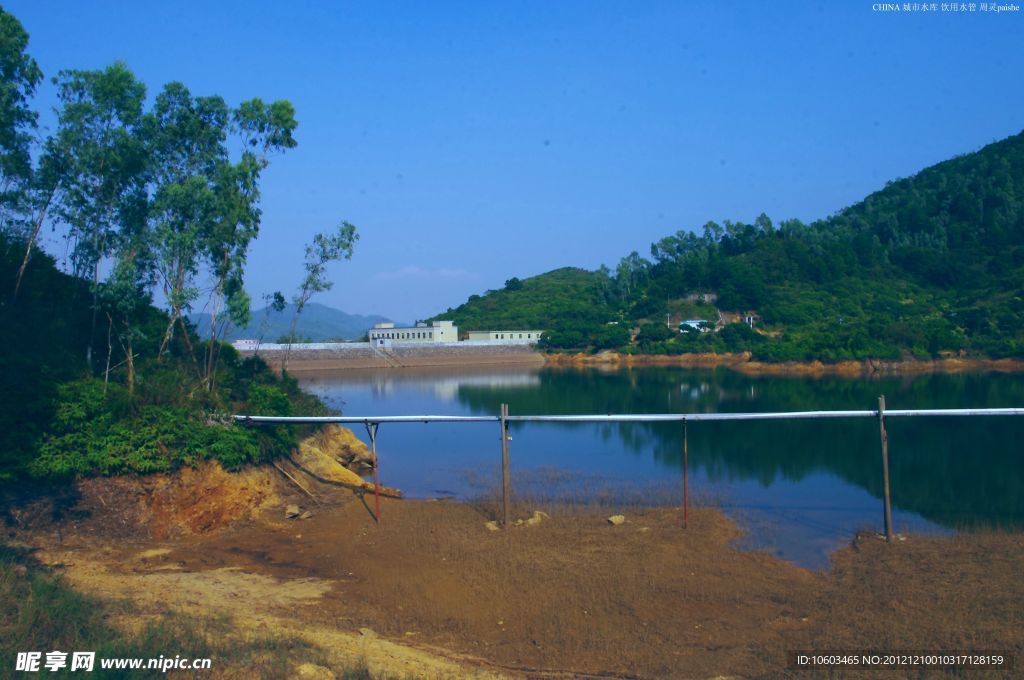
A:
1;6;53;303
147;82;229;362
146;85;298;379
201;98;297;387
12;135;66;301
0;6;42;231
51;62;147;367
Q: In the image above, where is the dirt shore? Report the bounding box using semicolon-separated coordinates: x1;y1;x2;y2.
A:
239;337;1024;377
543;351;1024;376
6;456;1022;679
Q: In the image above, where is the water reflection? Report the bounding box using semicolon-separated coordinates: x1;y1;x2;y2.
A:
300;366;1024;567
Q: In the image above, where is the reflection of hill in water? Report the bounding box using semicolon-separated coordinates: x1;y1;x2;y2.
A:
454;368;1024;530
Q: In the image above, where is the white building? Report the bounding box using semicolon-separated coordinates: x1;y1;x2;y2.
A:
368;320;458;345
466;330;545;344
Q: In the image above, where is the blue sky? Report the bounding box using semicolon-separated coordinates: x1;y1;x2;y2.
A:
7;1;1023;322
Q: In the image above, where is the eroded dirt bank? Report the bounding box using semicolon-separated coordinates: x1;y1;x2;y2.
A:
4;439;1023;679
544;351;1024;376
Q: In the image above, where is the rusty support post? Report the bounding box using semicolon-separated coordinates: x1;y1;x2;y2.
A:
878;396;893;542
365;421;381;524
683;419;689;529
501;403;511;529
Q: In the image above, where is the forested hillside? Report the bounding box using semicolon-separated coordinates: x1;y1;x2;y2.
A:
436;131;1024;361
432;268;630;348
0;234;324;482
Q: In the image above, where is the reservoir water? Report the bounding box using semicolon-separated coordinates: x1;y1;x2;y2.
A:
299;366;1024;569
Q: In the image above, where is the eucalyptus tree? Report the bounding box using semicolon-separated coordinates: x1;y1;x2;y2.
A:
12;132;67;302
147;85;298;384
0;6;42;231
200;98;297;387
50;62;147;367
1;6;50;302
283;222;358;370
147;82;230;362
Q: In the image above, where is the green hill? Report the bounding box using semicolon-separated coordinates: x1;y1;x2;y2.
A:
430;268;630;349
432;131;1024;360
191;303;397;343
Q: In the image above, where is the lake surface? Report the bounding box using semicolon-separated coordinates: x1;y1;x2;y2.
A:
299;365;1024;569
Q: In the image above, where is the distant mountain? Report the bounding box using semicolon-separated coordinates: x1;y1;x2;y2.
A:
190;302;398;342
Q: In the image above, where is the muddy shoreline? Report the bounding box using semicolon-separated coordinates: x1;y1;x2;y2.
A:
543;351;1024;376
8;460;1023;679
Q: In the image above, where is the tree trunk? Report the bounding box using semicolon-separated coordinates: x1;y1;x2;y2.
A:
157;311;178;359
176;315;204;379
86;230;104;370
12;184;57;303
124;329;135;396
283;302;305;373
205;283;222;390
104;313;113;395
157;266;187;359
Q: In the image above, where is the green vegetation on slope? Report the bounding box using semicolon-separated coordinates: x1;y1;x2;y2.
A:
0;234;325;482
434;131;1024;360
432;267;631;350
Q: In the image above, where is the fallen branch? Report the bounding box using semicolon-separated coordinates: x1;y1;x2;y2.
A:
272;461;320;504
